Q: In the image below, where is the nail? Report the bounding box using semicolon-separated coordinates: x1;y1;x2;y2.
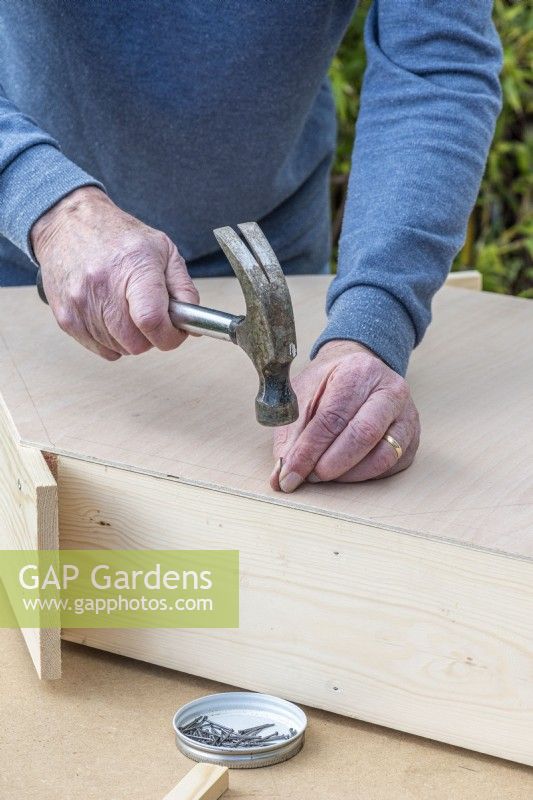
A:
270;457;282;485
307;472;321;483
279;470;304;493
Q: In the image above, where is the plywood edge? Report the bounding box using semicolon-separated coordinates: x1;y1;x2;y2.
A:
0;395;56;492
0;394;61;679
445;270;482;291
43;450;532;565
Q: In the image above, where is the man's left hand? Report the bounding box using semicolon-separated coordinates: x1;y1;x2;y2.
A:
271;340;420;492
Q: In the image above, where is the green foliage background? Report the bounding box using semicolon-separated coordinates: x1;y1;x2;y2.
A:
329;0;532;296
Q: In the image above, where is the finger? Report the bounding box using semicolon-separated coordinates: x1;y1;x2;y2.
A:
272;403;313;461
102;300;152;356
84;338;122;361
273;400;314;462
68;289;130;356
54;306;121;361
126;269;187;351
84;313;130;357
271;425;305;490
309;389;408;482
276;363;377;492
272;364;333;461
165;243;200;305
271;367;333;488
379;427;420;478
331;411;419;483
279;384;402;492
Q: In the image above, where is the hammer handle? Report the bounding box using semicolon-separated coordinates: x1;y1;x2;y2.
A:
168;299;243;342
35;267;242;343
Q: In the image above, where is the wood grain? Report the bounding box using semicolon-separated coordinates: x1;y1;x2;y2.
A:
162;764;228;800
59;456;533;765
1;277;532;756
0;280;532;558
0;396;60;679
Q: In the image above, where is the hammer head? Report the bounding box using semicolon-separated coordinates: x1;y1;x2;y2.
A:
213;222;299;427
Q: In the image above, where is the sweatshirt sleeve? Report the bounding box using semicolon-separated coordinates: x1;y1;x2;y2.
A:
0;91;104;262
312;1;502;375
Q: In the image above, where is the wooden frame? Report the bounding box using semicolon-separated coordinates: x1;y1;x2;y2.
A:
57;455;533;765
0;397;60;679
0;272;531;764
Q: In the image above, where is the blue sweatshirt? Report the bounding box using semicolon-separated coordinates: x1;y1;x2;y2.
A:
0;1;501;375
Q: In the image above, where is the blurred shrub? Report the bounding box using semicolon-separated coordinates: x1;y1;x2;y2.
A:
329;0;532;296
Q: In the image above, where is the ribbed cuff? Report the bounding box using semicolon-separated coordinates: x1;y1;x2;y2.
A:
0;142;105;262
310;285;416;376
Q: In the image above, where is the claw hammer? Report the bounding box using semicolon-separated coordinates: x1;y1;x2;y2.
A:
36;222;299;427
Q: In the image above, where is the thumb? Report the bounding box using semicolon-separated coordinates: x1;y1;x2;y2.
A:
166;243;200;305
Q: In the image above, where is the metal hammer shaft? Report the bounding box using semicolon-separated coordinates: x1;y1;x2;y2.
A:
168;299;243;343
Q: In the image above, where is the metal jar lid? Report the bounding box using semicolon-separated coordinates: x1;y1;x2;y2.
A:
173;691;307;769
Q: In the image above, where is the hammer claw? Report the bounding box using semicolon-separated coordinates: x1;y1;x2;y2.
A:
237;222;282;285
213;226;269;293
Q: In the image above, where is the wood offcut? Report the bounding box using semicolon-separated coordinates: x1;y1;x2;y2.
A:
162;764;228;800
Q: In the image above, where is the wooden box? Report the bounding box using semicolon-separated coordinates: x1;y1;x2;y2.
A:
0;276;531;765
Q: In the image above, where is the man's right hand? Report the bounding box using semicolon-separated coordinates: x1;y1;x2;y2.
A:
31;186;199;361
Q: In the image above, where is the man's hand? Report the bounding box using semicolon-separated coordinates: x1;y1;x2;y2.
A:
31;187;199;360
271;340;420;492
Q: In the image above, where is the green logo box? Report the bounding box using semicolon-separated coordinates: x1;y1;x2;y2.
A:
0;550;239;629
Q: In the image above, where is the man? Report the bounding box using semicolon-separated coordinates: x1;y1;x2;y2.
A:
0;2;501;492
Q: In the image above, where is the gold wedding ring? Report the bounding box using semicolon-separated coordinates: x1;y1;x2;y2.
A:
382;433;402;460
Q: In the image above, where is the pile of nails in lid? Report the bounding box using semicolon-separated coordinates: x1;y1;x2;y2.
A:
179;715;297;748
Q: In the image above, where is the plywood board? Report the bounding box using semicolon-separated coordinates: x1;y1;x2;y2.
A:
0;280;532;558
2;628;533;800
58;455;533;765
0;396;60;678
445;269;482;290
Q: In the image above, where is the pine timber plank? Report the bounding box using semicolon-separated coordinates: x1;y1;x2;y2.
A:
59;455;533;765
0;396;60;679
161;764;228;800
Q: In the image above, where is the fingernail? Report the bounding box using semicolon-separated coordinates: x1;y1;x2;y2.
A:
307;472;321;483
279;470;304;493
